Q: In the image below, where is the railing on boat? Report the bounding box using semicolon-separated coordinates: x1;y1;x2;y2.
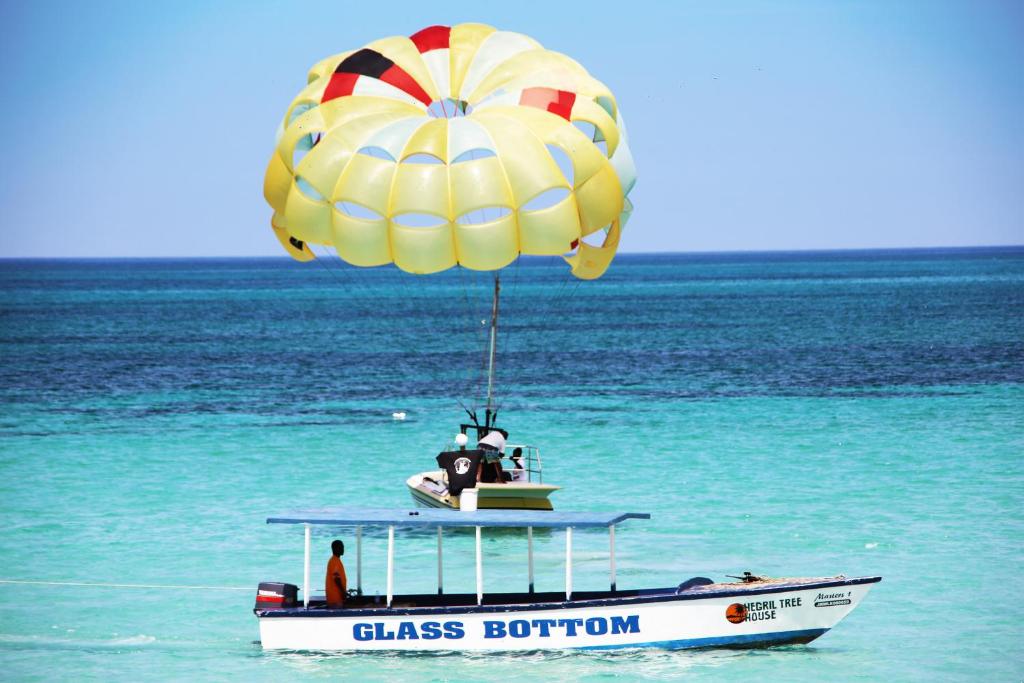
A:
443;442;544;484
508;444;543;485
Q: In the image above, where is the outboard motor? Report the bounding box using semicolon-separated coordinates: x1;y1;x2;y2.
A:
437;449;482;497
255;582;297;611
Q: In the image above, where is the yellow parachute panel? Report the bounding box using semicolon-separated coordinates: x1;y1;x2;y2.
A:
455;213;519;271
332;212;390;267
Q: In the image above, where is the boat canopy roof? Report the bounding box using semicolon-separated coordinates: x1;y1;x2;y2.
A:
267;508;650;530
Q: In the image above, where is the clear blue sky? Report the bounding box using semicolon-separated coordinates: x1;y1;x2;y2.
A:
1;0;1021;257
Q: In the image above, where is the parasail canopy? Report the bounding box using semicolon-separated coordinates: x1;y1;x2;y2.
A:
264;23;637;280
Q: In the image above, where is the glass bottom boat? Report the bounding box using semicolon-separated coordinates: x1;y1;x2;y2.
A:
254;508;880;652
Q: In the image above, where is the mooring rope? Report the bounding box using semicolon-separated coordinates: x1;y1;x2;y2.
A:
0;579;250;591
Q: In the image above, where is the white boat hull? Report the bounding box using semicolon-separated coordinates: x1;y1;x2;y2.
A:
407;471;559;511
257;577;878;651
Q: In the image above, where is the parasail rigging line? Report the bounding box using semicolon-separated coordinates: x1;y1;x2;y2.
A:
313;246;438;411
310;245;387;332
453;265;474;409
530;256;572;336
466;148;493;411
494;256;577;414
491;256;522;415
0;579;250;591
309;245;354;299
309;243;367;302
473;274;494;417
490;256;539;415
469;147;505;419
455;264;489;416
483;272;501;427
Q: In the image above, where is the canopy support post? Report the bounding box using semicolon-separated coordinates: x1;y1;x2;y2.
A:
527;526;534;594
475;526;483;605
356;525;363;596
386;525;394;608
437;527;444;595
609;524;617;592
302;524;310;609
565;526;573;602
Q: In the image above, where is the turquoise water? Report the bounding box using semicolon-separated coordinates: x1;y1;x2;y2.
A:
1;249;1022;681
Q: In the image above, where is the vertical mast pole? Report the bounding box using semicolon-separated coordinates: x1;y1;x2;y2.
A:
527;526;534;594
386;525;394;608
475;526;484;605
609;524;617;592
565;526;573;601
356;525;363;595
485;274;501;426
437;526;444;595
302;524;310;609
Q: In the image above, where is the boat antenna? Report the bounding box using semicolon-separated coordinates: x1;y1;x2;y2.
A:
484;273;500;429
456;398;477;426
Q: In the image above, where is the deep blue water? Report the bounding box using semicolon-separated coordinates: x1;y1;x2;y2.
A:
0;248;1022;681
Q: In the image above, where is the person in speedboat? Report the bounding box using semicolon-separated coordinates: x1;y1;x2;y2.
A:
508;447;527;482
476;430;508;484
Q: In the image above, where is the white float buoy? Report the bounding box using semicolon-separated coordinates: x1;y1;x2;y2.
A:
455;433;468;447
392;411;407;420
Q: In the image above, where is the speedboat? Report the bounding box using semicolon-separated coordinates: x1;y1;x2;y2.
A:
254;507;880;651
406;424;560;510
406;470;560;510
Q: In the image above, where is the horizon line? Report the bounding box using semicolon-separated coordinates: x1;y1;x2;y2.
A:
1;244;1022;261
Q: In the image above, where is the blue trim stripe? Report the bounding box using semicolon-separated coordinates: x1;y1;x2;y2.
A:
580;628;829;651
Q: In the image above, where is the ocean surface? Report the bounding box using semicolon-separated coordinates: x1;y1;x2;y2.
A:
0;248;1021;682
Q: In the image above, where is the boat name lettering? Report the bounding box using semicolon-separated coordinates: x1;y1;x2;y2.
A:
483;615;640;639
814;591;852;607
352;621;465;641
729;597;802;624
743;600;776;622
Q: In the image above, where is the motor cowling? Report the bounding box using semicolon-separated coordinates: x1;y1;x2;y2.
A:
255;582;297;611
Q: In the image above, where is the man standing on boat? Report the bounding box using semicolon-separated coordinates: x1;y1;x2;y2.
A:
325;539;347;607
476;430;508;484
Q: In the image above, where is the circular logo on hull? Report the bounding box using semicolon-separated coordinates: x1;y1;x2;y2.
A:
454;457;472;475
725;603;748;624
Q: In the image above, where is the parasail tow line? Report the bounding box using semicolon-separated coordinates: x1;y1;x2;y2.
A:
0;579;250;591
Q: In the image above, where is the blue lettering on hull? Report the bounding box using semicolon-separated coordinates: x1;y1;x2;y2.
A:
353;621;465;641
480;615;641;640
354;615;640;641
